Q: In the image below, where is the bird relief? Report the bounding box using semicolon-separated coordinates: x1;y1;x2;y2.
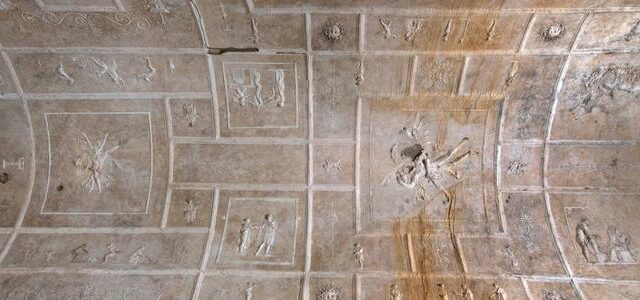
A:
228;67;286;110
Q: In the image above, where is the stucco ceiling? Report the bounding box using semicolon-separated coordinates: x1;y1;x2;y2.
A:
0;0;639;299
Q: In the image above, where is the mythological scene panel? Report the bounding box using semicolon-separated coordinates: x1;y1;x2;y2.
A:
550;193;640;280
359;97;501;234
208;190;307;271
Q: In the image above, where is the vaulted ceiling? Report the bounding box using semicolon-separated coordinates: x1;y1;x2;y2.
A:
0;0;639;299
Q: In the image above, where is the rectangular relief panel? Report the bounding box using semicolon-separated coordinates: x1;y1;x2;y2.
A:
9;53;209;94
174;143;308;185
2;232;206;269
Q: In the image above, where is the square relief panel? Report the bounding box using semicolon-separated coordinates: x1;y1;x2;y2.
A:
500;143;543;188
199;274;302;299
552;53;640;141
9;53;209;94
414;55;464;96
42;112;152;214
214;53;308;138
2;232;205;269
26;99;168;227
311;14;359;51
359;55;412;97
0;0;201;48
550;193;640;280
522;13;585;53
360;98;501;234
575;12;640;51
0;100;32;227
166;188;214;227
209;190;306;271
0;273;196;299
168;98;215;138
365;14;529;52
312;143;355;186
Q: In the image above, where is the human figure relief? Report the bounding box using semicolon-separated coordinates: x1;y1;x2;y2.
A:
490;283;506;300
244;282;255;300
102;243;119;264
255;213;277;256
182;198;200;224
382;114;473;202
607;226;637;263
437;283;449;300
390;283;402;300
237;218;258;256
576;218;607;263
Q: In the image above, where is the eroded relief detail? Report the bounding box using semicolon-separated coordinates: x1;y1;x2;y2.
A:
143;0;170;28
437;283;449;300
379;17;396;39
405;19;424;42
128;247;152;265
490;283;507;300
57;63;74;85
486;19;497;41
183;198;200;224
381;114;473;201
73;132;121;193
322;159;342;176
506;160;527;176
137;57;157;82
390;283;402;300
616;18;640;42
540;22;565;42
569;63;639;118
0;0;13;10
543;289;565;300
242;282;255;300
443;19;453;42
317;285;341;300
182;103;199;127
321;18;345;42
352;242;364;269
168;58;176;73
102;243;120;264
